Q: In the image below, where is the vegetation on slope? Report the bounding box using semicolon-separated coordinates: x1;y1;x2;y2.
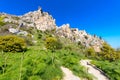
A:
0;29;93;80
90;43;120;80
92;60;120;80
0;17;120;80
0;48;63;80
0;35;27;52
0;16;6;26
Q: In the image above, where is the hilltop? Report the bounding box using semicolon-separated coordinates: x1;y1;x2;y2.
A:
0;8;104;52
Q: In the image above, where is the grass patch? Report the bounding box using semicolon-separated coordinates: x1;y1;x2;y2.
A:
92;60;120;80
55;49;93;80
0;48;63;80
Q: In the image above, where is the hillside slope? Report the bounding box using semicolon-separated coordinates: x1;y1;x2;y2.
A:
0;8;120;80
0;8;104;52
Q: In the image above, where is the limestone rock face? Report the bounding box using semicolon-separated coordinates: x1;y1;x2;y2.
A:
1;13;19;24
0;8;104;52
56;24;72;38
20;8;56;31
56;24;104;52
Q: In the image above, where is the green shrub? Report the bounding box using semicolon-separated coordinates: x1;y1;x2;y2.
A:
23;34;34;46
0;21;6;26
92;60;120;80
100;43;119;61
45;37;62;52
29;76;42;80
41;65;63;80
0;35;27;52
56;50;93;80
37;30;43;39
0;16;6;26
17;50;63;80
85;47;96;57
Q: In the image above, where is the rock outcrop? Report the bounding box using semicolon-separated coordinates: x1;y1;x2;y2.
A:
0;8;104;52
56;24;104;52
61;66;81;80
20;8;56;31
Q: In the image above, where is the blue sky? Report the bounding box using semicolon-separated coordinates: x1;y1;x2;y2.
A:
0;0;120;48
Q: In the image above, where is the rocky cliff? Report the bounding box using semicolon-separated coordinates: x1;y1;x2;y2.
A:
0;8;104;52
56;24;104;52
20;8;56;31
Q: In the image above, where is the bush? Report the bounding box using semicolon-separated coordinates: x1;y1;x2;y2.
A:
92;60;120;80
23;34;34;46
41;65;63;80
0;21;6;26
58;50;93;80
37;30;43;39
45;37;62;52
85;47;96;57
0;35;27;52
0;16;6;26
100;43;119;61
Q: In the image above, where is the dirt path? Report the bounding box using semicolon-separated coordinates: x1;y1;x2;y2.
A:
80;60;109;80
61;66;81;80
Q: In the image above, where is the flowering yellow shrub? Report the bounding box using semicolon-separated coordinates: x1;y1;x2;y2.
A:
0;35;27;52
